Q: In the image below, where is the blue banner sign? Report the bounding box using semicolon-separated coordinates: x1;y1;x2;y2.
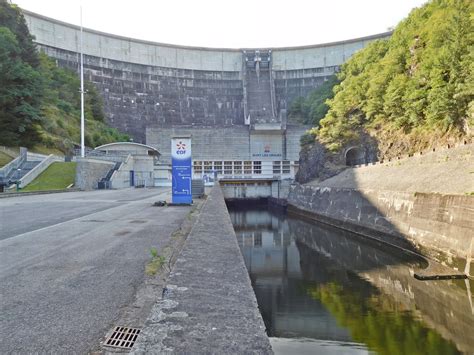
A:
171;136;192;204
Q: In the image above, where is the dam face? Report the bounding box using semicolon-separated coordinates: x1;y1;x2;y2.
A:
23;10;389;178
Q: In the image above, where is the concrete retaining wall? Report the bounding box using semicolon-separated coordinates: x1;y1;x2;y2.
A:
0;146;18;159
132;185;272;353
288;184;474;274
75;158;115;190
306;143;474;195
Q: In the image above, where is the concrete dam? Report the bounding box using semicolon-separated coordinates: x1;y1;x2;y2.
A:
3;9;472;354
23;10;389;181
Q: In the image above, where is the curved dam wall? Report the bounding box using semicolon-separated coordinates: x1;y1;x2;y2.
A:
23;10;390;144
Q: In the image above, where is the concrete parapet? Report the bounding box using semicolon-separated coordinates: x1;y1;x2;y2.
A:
75;158;115;190
0;146;18;159
288;184;474;275
132;185;272;353
27;152;51;161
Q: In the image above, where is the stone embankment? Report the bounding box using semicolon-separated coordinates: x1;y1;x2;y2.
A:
306;143;473;195
289;144;474;275
131;185;272;354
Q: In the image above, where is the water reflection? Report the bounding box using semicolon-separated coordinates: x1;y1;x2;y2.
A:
229;207;474;354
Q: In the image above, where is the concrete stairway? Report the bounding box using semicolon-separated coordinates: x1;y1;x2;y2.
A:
246;68;274;122
243;50;278;124
4;160;40;182
98;162;122;189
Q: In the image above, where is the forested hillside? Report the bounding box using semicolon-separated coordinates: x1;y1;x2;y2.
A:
300;0;473;156
0;0;128;152
288;75;339;126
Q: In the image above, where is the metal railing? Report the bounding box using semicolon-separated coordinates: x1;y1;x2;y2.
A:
0;148;27;181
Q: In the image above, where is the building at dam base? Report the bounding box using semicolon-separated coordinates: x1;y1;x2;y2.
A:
22;10;390;184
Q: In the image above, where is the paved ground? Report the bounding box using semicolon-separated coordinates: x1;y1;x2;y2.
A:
0;188;191;353
131;186;272;354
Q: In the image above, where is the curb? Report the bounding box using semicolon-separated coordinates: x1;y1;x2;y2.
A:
0;188;81;199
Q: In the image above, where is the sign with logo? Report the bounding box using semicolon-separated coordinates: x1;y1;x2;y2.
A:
171;136;192;204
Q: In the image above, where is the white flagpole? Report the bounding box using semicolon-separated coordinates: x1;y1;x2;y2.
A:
80;2;85;158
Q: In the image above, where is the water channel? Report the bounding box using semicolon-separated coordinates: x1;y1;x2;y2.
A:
227;204;474;354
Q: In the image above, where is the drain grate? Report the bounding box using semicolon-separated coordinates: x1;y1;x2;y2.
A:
104;326;141;349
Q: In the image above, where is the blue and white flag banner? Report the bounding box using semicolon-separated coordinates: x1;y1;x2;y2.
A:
171;137;192;204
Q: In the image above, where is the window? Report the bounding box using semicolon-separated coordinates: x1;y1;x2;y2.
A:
272;161;281;174
244;161;252;174
282;160;291;174
193;161;202;175
224;161;232;175
233;161;242;175
253;161;262;175
204;161;212;174
254;233;262;247
213;161;222;174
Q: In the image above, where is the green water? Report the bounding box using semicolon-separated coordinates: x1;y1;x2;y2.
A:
229;207;473;354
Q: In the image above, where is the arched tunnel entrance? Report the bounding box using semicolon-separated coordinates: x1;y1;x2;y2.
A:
345;147;366;166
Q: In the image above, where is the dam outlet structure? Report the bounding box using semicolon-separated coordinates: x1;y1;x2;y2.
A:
23;10;390;189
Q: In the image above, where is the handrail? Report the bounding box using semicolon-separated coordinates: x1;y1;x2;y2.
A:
0;151;26;180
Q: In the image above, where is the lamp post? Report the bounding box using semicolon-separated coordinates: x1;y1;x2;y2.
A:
80;1;85;158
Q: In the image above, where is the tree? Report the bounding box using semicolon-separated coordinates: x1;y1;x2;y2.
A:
315;0;473;152
0;0;128;151
0;0;39;67
288;75;339;126
0;27;42;146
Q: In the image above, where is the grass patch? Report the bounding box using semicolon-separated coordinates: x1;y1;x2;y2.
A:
21;162;76;192
0;151;13;167
145;247;166;276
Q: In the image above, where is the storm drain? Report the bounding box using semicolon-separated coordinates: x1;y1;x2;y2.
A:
104;326;141;349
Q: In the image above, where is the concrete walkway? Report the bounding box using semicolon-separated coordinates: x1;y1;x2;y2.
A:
0;188;191;353
132;186;272;354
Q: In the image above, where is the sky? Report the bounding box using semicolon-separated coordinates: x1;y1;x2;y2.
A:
13;0;428;48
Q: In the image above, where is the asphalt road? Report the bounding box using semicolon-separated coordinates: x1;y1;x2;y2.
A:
0;188;191;353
